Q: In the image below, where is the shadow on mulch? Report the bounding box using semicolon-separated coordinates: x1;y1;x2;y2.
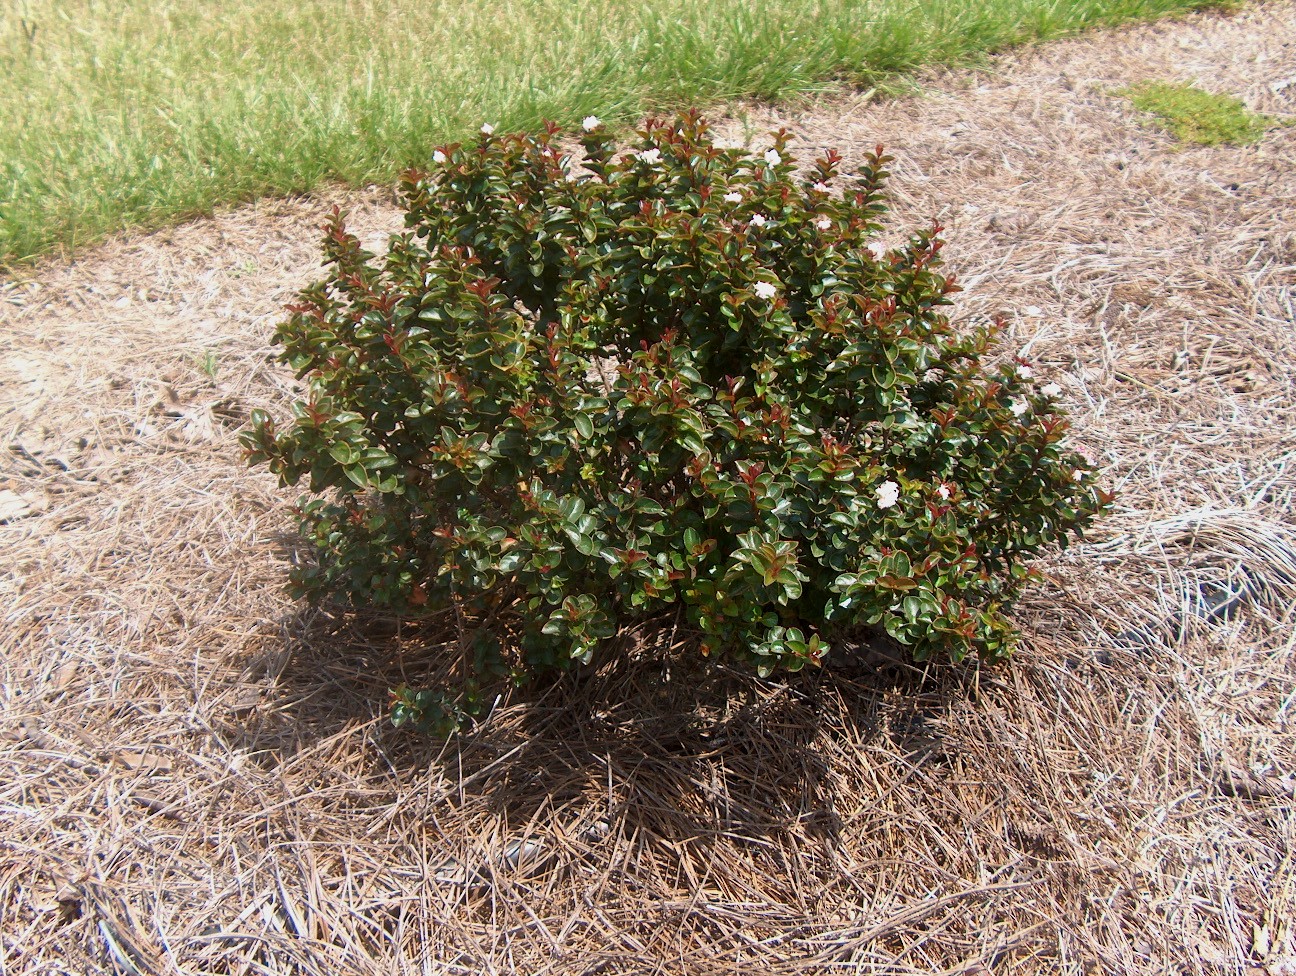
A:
219;603;979;848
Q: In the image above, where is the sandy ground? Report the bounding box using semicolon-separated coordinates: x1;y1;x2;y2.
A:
2;3;1295;974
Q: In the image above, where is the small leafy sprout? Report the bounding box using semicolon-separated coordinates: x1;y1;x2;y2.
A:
244;111;1111;731
195;348;219;380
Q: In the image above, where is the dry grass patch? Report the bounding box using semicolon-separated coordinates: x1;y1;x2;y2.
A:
2;3;1295;974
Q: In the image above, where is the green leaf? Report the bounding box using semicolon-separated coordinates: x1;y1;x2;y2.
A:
329;443;358;465
558;496;585;521
343;464;368;488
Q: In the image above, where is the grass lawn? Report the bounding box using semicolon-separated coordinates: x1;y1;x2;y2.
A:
1;0;1227;265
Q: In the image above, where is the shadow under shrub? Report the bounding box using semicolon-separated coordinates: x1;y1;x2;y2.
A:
243;111;1110;728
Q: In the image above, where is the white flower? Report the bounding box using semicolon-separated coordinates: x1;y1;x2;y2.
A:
764;148;782;166
724;191;743;204
753;281;777;300
816;217;832;231
811;181;830;193
1023;305;1043;318
637;148;662;165
1010;398;1029;417
749;213;767;227
867;242;887;261
582;116;601;131
936;484;950;500
1041;382;1062;397
433;150;447;164
1016;364;1034;380
480;123;495;135
1072;469;1086;482
876;480;900;510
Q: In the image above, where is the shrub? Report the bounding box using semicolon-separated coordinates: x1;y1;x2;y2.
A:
243;112;1111;724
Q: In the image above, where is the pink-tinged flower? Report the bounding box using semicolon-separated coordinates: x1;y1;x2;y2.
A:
764;149;782;166
637;148;662;165
724;191;743;204
1041;382;1062;397
811;181;830;193
433;150;447;164
867;242;887;261
753;281;777;300
816;217;832;230
749;213;767;227
582;116;601;131
480;123;495;135
876;480;900;509
936;484;951;500
1010;398;1030;417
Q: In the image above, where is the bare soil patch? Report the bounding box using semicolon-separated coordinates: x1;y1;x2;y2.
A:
2;4;1294;974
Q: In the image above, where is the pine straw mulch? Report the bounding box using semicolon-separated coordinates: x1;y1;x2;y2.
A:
2;3;1295;974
